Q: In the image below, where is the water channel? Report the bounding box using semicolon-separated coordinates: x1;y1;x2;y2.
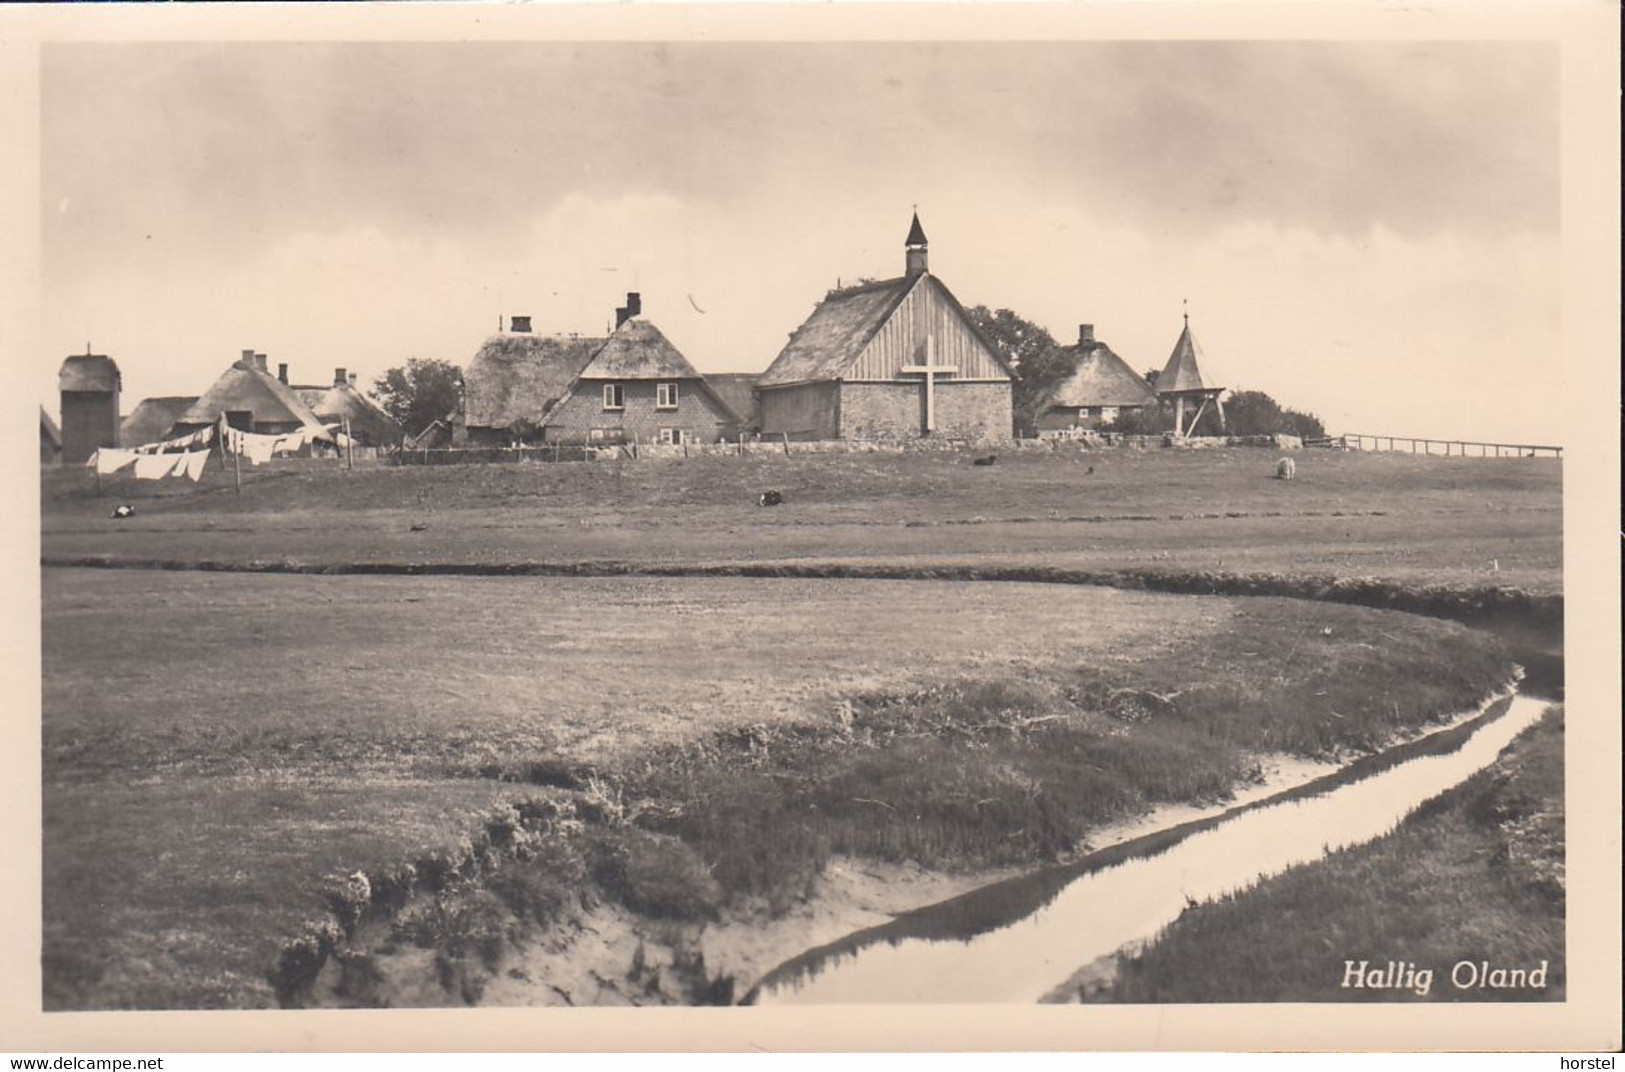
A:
746;690;1548;1004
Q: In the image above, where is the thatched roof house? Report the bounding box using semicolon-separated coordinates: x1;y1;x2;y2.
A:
460;332;604;445
545;307;738;445
120;396;199;448
296;370;405;447
175;351;329;437
1032;325;1158;433
460;296;740;446
756;214;1014;443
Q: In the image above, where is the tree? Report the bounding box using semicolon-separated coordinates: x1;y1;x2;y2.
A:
373;359;464;437
964;305;1067;436
1222;389;1326;439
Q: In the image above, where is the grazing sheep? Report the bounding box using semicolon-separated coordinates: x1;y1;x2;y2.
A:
972;454;998;467
1276;457;1297;481
758;490;784;507
111;504;135;519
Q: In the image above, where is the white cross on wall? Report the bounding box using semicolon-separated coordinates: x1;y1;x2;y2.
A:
900;335;958;433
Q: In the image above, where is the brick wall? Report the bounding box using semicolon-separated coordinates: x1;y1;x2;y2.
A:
758;382;841;440
839;381;1012;443
543;378;731;444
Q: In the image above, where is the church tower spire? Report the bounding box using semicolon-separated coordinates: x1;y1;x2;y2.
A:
904;210;929;279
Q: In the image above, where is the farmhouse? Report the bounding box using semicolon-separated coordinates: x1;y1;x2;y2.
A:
295;369;405;448
173;351;330;439
756;214;1014;443
459;297;738;446
1156;315;1228;436
544;306;737;446
120;396;200;448
58;352;121;465
459;318;606;446
1031;324;1158;434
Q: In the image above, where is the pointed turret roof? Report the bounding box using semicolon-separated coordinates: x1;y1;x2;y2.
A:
1156;319;1222;396
905;211;928;247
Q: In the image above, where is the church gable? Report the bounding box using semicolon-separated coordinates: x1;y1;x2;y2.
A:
848;276;1012;383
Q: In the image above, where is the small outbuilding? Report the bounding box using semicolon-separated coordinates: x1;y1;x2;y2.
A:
58;351;122;464
1156;314;1228;437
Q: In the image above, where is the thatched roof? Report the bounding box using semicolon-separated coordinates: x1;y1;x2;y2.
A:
59;354;120;393
756;276;916;387
1039;341;1158;410
576;318;705;381
1157;322;1224;396
463;333;604;429
177;359;329;433
40;406;61;449
120;396;199;446
297;383;405;446
704;373;759;427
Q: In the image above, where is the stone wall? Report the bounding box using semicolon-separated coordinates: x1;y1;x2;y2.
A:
839;382;1013;444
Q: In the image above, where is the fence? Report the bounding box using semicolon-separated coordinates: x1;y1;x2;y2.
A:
1332;434;1562;459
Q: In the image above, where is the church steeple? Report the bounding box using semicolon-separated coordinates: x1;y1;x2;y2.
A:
904;210;929;279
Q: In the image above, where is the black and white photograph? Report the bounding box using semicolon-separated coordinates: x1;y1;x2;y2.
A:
4;1;1619;1055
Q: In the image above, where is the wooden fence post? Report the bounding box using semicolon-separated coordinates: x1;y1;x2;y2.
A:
781;431;791;456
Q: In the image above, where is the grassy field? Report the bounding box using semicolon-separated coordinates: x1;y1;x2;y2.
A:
1087;707;1565;1003
40;448;1562;593
42;566;1514;1009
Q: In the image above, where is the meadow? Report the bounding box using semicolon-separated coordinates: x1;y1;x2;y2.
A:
41;447;1562;593
37;446;1560;1008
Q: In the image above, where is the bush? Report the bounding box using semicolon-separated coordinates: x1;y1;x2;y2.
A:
590;830;722;922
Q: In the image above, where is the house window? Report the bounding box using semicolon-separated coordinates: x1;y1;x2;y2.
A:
602;384;624;410
1078;407;1094;420
658;428;685;446
1101;406;1119;421
656;382;679;409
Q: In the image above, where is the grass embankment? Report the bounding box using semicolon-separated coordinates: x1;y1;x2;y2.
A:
40;448;1563;594
42;568;1514;1009
1085;707;1565;1003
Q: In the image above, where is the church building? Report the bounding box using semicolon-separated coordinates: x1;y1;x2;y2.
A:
756;215;1014;443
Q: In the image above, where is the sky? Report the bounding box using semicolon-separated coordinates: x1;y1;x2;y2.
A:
40;40;1563;442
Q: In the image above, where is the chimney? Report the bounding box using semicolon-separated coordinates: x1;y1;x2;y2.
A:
349;372;357;387
277;362;289;384
334;367;347;386
510;315;532;333
254;353;269;373
241;348;256;366
615;292;642;329
1078;324;1095;346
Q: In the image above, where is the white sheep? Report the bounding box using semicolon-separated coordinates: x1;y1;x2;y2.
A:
1276;457;1297;481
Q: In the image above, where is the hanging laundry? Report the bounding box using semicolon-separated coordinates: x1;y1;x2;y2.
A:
88;449;141;475
134;453;179;480
132;425;214;455
271;428;308;456
238;432;280;465
177;449;211;482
